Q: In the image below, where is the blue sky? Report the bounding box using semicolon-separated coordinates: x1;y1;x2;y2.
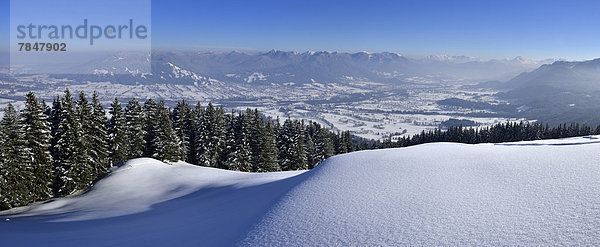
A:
3;0;600;60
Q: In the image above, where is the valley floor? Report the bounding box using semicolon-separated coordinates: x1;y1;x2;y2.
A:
2;136;600;246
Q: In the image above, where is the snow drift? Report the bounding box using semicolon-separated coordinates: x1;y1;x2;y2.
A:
0;159;307;246
3;136;600;246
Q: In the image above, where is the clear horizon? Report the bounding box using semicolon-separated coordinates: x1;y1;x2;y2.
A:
2;0;600;61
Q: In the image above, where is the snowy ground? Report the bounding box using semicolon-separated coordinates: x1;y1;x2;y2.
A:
0;159;306;246
2;136;600;246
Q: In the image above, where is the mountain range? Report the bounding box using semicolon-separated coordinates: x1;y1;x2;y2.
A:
43;50;551;85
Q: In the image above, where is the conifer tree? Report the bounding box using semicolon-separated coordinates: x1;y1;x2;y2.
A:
108;97;128;165
172;100;193;162
312;124;335;166
278;119;307;170
278;119;294;170
49;96;61;142
335;132;348;154
247;109;263;171
223;112;238;169
190;102;205;165
77;92;93;164
22;92;53;201
152;101;181;162
304;128;316;169
0;115;4;209
89;93;110;176
343;130;355;153
125;98;146;159
257;118;280;172
143;99;160;157
0;104;34;209
196;103;225;167
53;89;91;196
225;112;253;171
296;120;308;169
213;106;227;166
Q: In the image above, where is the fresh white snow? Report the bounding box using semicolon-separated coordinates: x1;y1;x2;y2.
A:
2;136;600;246
0;159;306;246
243;136;600;246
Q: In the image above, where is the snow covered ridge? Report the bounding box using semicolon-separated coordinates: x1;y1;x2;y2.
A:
1;158;306;222
3;136;600;246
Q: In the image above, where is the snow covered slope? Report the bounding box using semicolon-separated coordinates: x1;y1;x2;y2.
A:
243;136;600;246
3;137;600;246
0;159;307;246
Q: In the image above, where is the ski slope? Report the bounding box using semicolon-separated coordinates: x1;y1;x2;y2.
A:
2;136;600;246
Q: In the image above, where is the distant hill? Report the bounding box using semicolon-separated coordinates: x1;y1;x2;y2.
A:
486;59;600;125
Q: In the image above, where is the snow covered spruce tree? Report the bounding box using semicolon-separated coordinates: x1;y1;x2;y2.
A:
195;103;226;167
77;92;94;161
108;97;128;165
0;104;34;209
246;109;279;172
223;112;252;171
303;127;316;169
190;102;205;165
172;100;195;162
295;120;308;169
125;98;146;159
342;130;355;153
309;122;335;168
222;112;238;170
22;92;54;201
143;99;160;157
52;90;93;196
278;119;308;170
151;101;181;162
246;109;261;170
259;120;280;172
89;92;110;176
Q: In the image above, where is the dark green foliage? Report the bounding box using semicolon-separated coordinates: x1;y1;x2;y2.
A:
172;100;195;162
22;93;54;201
343;131;355;153
143;99;159;157
258;121;280;172
108;97;128;165
278;119;308;170
151;101;182;162
52;89;92;196
77;91;94;165
251;112;280;172
333;131;355;154
195;103;226;167
0;104;34;209
307;122;335;168
386;121;600;149
90;93;110;176
125;98;146;159
246;109;262;170
223;112;252;171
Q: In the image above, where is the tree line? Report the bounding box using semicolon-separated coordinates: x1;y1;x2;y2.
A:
374;121;600;149
0;90;354;210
